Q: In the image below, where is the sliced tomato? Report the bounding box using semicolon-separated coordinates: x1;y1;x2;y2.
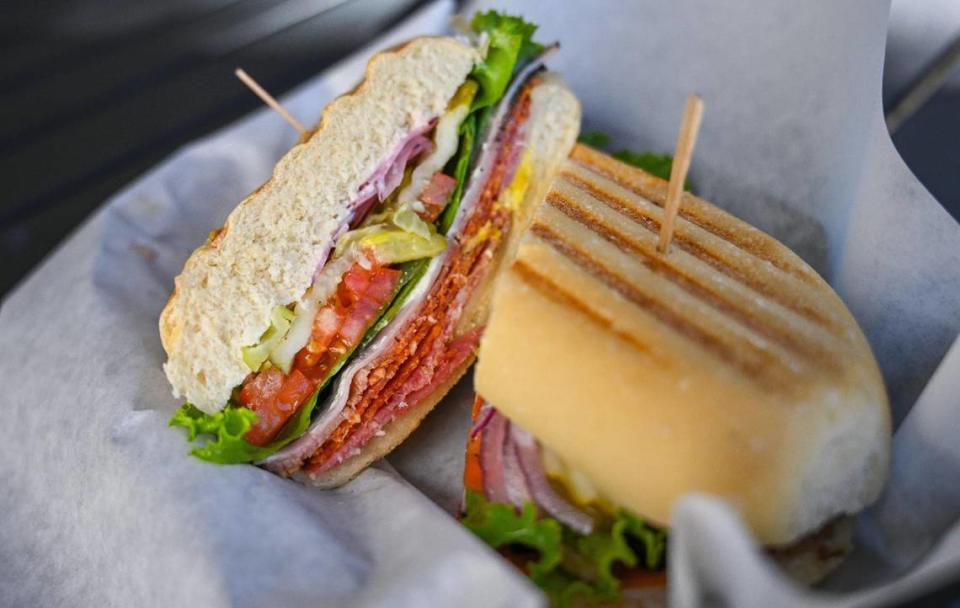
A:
339;301;375;344
238;261;401;445
239;368;316;446
367;265;402;301
299;264;400;377
308;307;341;354
340;263;372;305
338;269;395;343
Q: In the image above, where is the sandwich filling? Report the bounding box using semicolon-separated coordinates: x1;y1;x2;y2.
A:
169;12;550;474
462;397;667;607
266;79;536;478
463;398;856;605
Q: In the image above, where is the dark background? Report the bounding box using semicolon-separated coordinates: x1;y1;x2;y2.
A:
0;0;425;297
1;0;958;299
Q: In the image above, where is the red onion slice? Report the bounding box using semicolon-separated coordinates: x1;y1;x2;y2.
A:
502;422;534;507
512;424;595;535
480;411;510;504
470;404;496;439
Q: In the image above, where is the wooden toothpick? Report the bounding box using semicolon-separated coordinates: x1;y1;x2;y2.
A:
657;94;704;254
234;68;307;135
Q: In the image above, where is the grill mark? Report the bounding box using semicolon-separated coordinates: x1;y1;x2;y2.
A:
562;166;814;284
511;260;661;364
553;175;834;331
540;195;835;368
527;223;789;385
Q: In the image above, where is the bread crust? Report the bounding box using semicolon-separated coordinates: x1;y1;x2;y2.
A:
476;145;891;545
160;37;478;412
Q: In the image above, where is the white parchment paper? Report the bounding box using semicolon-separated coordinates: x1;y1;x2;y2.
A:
2;1;959;606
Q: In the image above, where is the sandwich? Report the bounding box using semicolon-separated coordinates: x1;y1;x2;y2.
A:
160;12;581;487
461;144;891;604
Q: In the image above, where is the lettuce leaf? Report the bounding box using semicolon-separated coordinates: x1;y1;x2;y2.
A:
462;490;563;578
169;403;273;463
577;131;611;148
437;113;477;235
436;11;544;233
469;11;544;111
620;508;668;569
612;150;687;187
569;515;638;595
169;384;323;464
461;491;666;607
536;570;609;608
577;130;694;191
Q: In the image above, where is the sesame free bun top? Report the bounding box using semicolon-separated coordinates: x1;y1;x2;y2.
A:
475;144;891;545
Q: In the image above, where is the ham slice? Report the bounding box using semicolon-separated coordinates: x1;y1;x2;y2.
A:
373;132;434;203
418;172;457;222
326;120;437;253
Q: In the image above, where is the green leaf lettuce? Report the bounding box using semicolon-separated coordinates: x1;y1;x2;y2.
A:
577;131;611;148
577;130;694;191
169;384;323;465
438;113;477;235
461;491;667;607
469;11;544;111
462;490;563;578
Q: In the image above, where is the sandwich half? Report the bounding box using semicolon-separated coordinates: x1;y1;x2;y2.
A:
160;12;581;487
462;144;891;604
